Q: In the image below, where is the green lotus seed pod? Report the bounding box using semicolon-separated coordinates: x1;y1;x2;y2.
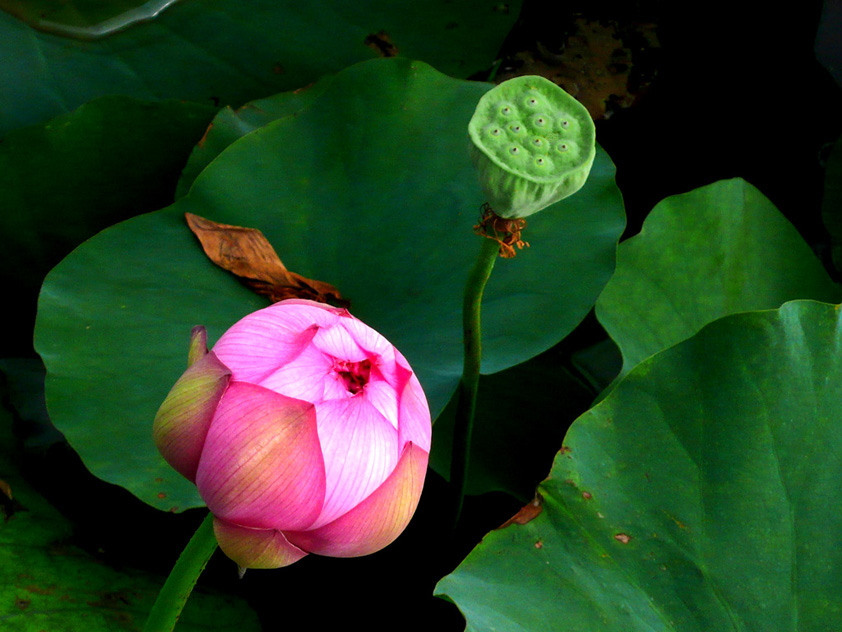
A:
468;75;596;218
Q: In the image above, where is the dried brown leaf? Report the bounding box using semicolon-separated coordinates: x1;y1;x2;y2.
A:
185;213;348;306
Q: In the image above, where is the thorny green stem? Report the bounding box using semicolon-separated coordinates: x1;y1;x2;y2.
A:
450;236;500;524
143;512;218;632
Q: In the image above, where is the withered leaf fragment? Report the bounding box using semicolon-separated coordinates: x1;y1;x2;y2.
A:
185;213;347;307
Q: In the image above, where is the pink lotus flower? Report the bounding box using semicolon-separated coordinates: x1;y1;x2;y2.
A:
153;299;431;569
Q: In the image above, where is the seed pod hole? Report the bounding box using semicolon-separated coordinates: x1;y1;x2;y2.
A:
558;143;569;152
533;115;549;127
561;120;570;129
510;146;521;155
489;127;502;137
500;105;514;116
532;138;543;146
536;157;546;166
509;124;524;134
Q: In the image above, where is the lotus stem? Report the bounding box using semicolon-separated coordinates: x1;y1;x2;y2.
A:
143;512;218;632
451;235;500;524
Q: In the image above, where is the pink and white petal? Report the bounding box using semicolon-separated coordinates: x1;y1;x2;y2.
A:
366;350;410;392
309;397;400;528
397;373;432;452
285;442;428;557
362;380;400;430
311;323;368;362
276;299;349;317
335;318;396;359
213;517;308;569
153;350;231;482
196;382;326;531
254;300;343;327
321;369;355;401
213;318;320;384
259;344;333;401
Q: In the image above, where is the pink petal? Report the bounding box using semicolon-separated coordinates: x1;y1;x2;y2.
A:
362;379;400;429
276;298;349;316
153;350;231;482
321;367;357;401
259;344;332;401
397;372;432;452
196;381;326;531
309;396;400;528
212;303;339;382
286;442;429;557
213;516;307;569
336;317;394;359
311;322;368;362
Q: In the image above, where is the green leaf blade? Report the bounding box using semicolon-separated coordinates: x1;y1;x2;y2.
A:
0;0;522;135
596;178;842;380
438;300;842;632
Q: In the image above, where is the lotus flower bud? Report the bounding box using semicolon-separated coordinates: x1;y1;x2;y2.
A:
468;75;596;218
153;299;432;569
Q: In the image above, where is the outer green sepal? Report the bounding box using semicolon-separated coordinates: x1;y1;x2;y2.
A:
153;326;231;482
468;75;596;218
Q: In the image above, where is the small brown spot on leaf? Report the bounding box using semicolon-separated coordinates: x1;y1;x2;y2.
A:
25;584;54;596
185;213;347;307
15;598;30;610
582;491;592;500
498;493;543;528
157;493;166;499
534;539;543;549
614;533;631;544
196;121;215;149
560;445;571;454
272;63;285;75
364;31;398;57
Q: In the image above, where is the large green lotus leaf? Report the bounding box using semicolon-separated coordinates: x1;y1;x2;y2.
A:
437;300;842;631
1;95;215;357
175;75;334;199
596;178;841;380
1;95;216;292
0;396;258;630
34;58;625;511
0;0;521;135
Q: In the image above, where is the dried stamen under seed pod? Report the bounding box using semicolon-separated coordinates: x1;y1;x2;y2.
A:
473;203;530;258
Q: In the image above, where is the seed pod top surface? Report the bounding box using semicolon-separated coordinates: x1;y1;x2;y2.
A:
468;75;596;218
